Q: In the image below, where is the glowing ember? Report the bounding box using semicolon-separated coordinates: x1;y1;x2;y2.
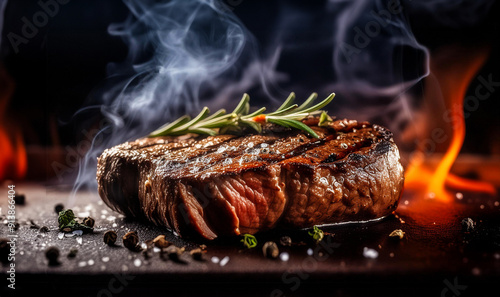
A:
405;45;497;202
0;65;27;180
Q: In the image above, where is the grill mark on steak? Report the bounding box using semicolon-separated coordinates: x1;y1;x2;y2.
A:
97;119;404;240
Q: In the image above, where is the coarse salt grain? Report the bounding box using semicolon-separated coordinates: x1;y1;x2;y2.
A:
280;252;289;262
134;258;142;267
76;237;83;245
219;256;230;267
102;257;110;262
307;248;313;256
211;256;220;264
363;247;378;259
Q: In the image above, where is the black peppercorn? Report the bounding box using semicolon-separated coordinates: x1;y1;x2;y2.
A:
54;203;64;214
67;248;78;258
39;226;49;232
123;231;140;251
14;194;25;205
279;236;292;246
103;230;117;246
262;241;279;259
45;246;60;266
82;217;95;228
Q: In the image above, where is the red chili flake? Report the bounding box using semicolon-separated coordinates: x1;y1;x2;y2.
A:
252;114;266;123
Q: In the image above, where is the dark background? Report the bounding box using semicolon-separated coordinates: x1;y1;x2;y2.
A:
1;0;499;154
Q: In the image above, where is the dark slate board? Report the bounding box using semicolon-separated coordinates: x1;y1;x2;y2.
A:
1;183;499;296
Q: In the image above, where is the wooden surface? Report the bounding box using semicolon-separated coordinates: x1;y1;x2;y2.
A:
1;181;499;296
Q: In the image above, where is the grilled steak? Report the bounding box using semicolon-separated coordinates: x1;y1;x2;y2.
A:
97;118;404;240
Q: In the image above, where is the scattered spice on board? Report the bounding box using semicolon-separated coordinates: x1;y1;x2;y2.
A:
14;194;25;205
29;220;40;229
279;236;292;247
67;248;78;258
461;218;475;232
262;241;279;259
54;203;64;214
153;235;171;248
57;209;93;233
162;245;184;261
82;217;95;228
389;229;405;239
241;234;258;249
103;230;117;246
45;246;60;266
123;231;140;251
190;248;205;261
308;226;324;244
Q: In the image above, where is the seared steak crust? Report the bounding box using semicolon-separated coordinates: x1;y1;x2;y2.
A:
97;119;404;239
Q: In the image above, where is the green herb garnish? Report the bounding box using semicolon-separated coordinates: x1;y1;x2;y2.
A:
318;111;333;127
240;234;258;249
149;92;335;139
58;209;93;233
308;225;324;244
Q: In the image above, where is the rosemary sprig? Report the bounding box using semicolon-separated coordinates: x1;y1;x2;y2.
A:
149;92;335;138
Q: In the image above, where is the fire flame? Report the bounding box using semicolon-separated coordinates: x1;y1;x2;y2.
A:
0;65;27;181
405;45;497;202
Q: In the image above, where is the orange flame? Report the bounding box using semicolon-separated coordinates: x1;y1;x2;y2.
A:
0;65;27;181
405;45;497;202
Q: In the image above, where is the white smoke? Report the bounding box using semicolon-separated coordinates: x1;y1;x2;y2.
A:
72;0;493;194
72;0;283;195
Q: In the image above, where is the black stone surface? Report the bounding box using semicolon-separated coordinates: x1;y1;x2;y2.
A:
0;182;499;296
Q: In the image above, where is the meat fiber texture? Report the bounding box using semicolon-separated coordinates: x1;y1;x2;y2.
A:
97;119;404;240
